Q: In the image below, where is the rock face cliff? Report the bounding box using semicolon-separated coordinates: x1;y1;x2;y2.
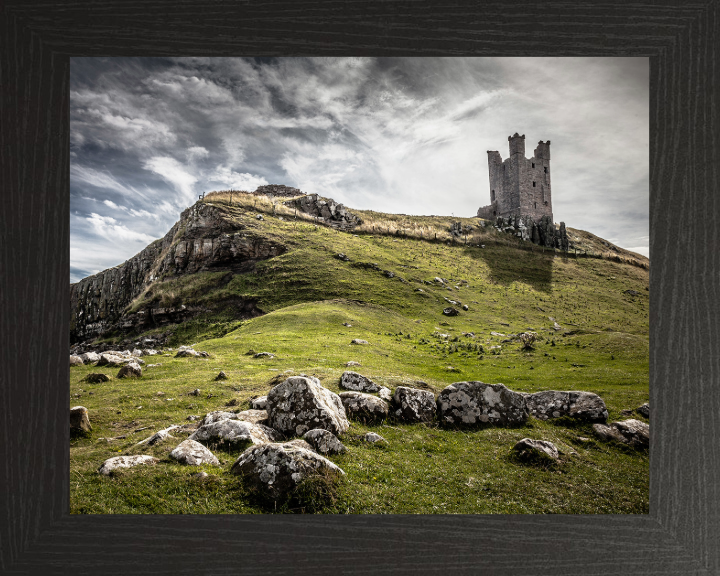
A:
70;202;286;344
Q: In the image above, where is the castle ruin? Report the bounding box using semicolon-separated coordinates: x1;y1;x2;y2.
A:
477;133;553;221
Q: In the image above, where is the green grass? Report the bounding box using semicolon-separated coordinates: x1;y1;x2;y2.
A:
71;196;649;514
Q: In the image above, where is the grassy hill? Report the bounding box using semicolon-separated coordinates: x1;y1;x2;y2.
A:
70;192;649;514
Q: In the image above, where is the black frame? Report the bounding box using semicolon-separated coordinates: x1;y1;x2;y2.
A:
1;2;718;574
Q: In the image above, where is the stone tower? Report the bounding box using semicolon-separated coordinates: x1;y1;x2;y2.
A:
477;133;553;222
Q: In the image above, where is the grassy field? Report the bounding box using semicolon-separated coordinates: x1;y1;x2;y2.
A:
70;195;649;514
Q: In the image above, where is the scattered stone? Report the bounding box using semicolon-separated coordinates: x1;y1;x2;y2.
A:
378;386;393;403
190;419;282;447
250;396;268;410
363;432;386;444
230;441;345;500
79;351;100;364
235;409;269;425
187;415;200;421
392;386;436;423
70;406;92;434
442;307;459;316
135;425;179;446
523;390;608;423
199;410;240;426
256;214;264;220
96;353;125;367
436;381;528;427
189;388;201;396
343;322;352;327
192;471;209;480
339;391;389;423
131;348;143;357
70;355;84;366
624;290;640;296
117;362;142;379
592;419;649;449
637;403;650;418
215;371;228;380
350;339;369;345
512;438;560;462
84;373;110;384
336;253;350;261
225;398;240;407
253;352;275;359
169;439;220;466
462;304;469;311
340;371;380;393
552;322;562;331
175;349;200;358
266;376;349;437
98;455;158;476
303;429;347;455
345;361;361;367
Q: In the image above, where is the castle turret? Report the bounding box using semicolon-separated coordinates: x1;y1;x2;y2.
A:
508;133;525;157
534;140;551;160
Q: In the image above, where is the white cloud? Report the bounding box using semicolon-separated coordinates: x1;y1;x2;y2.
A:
143;156;198;203
71;164;139;197
86;213;157;244
206;165;268;191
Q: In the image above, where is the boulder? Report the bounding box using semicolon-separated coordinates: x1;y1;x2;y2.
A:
135;425;179;446
339;391;389;423
84;373;110;384
266;376;349;437
250;396;268;410
302;429;347;455
392;386;436;423
230;441;345;500
637;403;650;418
70;406;92;434
442;307;459;316
523;390;608;423
363;432;386;444
512;438;560;461
117;362;142;379
339;371;379;393
199;410;239;426
80;351;101;364
131;348;143;357
436;381;528;427
592;419;649;449
235;409;269;425
98;455;158;476
70;355;84;366
175;349;200;358
378;387;393;403
169;439;220;466
350;339;369;345
96;353;125;367
189;419;282;447
214;371;228;380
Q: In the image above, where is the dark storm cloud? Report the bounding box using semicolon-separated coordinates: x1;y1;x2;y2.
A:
70;57;649;282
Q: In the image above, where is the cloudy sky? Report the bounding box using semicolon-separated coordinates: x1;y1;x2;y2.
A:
70;57;649;282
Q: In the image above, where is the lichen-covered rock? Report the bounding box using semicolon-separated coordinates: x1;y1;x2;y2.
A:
339;391;389;423
170;439;220;466
350;339;368;345
512;438;559;461
117;362;142;379
443;307;459;316
593;419;649;449
392;386;436;423
436;381;528;426
363;432;386;444
637;403;650;418
80;351;101;364
339;371;379;393
523;390;608;423
176;349;200;358
230;441;345;499
199;410;240;426
98;455;158;476
96;353;125;367
135;425;179;446
302;429;347;455
70;406;92;434
84;372;110;384
189;419;282;447
70;355;84;366
378;386;392;402
251;396;268;410
266;376;349;436
235;409;269;425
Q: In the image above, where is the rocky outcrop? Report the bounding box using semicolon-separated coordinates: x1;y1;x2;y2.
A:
70;202;285;343
486;215;569;251
252;184;303;198
283;193;362;230
436;381;528;427
391;386;436;423
302;429;347;455
339;371;379;393
593;419;649;449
